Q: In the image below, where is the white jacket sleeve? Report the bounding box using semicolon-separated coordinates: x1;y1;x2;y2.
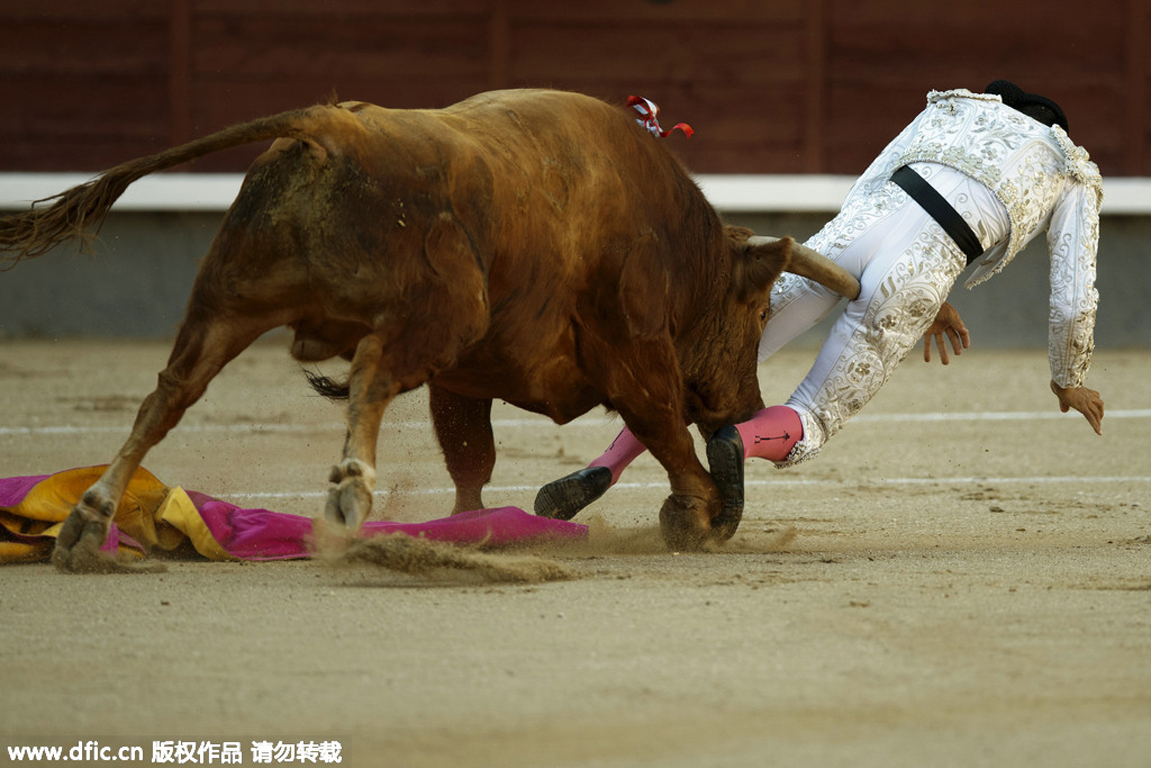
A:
1046;179;1100;388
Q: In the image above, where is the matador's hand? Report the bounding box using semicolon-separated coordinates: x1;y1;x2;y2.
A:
922;301;970;364
1050;380;1104;435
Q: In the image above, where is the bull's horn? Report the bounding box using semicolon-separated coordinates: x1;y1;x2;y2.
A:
749;236;861;300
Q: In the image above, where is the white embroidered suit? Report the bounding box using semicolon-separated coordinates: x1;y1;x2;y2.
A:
758;89;1102;465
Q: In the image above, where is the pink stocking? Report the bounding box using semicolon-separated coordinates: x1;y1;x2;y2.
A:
589;427;648;485
734;406;803;462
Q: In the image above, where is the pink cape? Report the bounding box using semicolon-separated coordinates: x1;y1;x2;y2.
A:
0;466;587;564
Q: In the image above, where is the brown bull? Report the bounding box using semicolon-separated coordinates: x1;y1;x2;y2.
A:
0;89;858;568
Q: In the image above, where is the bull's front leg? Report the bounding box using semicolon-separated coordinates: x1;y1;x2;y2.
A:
326;333;401;531
617;403;720;551
596;337;723;549
651;436;719;551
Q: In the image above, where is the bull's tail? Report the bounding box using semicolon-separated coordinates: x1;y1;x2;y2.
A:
0;105;341;267
303;369;351;401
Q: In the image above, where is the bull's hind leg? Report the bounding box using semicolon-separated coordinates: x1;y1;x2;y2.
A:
52;313;275;573
325;213;491;530
428;385;495;514
325;332;402;530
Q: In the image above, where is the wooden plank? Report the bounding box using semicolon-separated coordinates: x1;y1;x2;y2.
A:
683;146;810;175
0;18;168;75
193;0;496;15
0;80;169;141
506;0;804;22
1126;0;1149;173
826;0;1122;24
0;79;169;171
821;0;1129;174
190;16;489;76
0;5;170;172
489;0;510;90
803;0;825;173
508;22;806;83
190;0;804;21
0;1;164;20
826;0;1126;85
170;0;193;147
0;0;1144;176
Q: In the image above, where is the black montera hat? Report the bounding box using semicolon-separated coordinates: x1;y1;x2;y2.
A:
985;80;1069;132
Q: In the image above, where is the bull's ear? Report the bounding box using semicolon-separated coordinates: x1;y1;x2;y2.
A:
735;236;791;302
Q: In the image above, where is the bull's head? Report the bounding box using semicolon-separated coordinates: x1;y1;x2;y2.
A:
681;226;860;437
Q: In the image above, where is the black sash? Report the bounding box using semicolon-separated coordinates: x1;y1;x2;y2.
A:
890;165;984;264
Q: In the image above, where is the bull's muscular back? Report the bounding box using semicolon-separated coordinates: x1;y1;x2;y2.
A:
237;89;726;423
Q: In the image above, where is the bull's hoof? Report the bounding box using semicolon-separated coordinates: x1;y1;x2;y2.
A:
52;508;163;574
325;476;373;531
534;466;612;520
705;425;746;541
658;495;712;551
325;460;376;532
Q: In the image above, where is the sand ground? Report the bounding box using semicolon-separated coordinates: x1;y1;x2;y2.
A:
1;339;1149;767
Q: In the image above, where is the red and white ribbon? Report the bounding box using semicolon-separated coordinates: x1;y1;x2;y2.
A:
627;95;694;139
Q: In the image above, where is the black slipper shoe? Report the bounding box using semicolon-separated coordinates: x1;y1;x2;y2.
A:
534;466;613;520
705;425;746;539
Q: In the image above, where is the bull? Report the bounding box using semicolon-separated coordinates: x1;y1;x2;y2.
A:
0;89;859;569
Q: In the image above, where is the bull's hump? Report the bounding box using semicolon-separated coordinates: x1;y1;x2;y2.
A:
444;89;619;138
